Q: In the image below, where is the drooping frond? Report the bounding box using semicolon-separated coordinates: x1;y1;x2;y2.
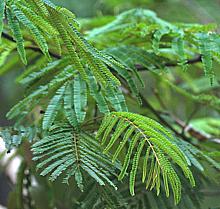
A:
6;7;27;64
31;124;119;191
96;112;195;204
10;3;50;58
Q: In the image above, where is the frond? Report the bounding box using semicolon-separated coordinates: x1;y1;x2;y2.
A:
96;112;195;204
31;124;119;191
7;58;128;128
10;4;50;58
6;7;27;64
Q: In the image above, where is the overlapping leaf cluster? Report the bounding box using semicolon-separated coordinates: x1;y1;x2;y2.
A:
0;1;219;209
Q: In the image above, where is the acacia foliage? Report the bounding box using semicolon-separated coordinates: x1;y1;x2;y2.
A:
0;0;220;208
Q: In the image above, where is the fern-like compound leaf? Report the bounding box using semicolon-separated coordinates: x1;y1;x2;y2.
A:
97;112;195;204
32;125;118;190
6;8;27;64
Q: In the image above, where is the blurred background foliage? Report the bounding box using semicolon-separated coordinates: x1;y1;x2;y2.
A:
52;0;220;24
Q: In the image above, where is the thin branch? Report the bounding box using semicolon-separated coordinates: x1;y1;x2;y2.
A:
2;32;15;42
2;32;61;59
2;32;202;68
135;55;202;71
181;105;199;134
161;111;214;142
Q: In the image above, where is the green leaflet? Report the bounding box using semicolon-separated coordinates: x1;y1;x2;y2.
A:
153;27;170;54
64;81;79;129
105;86;128;112
130;140;145;196
31;0;49;16
42;86;65;130
88;72;110;113
6;8;27;64
197;33;214;83
0;0;5;39
172;35;188;71
74;167;84;191
97;112;195;204
74;75;87;123
142;146;151;182
112;126;136;163
103;119;130;153
118;132;141;181
48;7;88;81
